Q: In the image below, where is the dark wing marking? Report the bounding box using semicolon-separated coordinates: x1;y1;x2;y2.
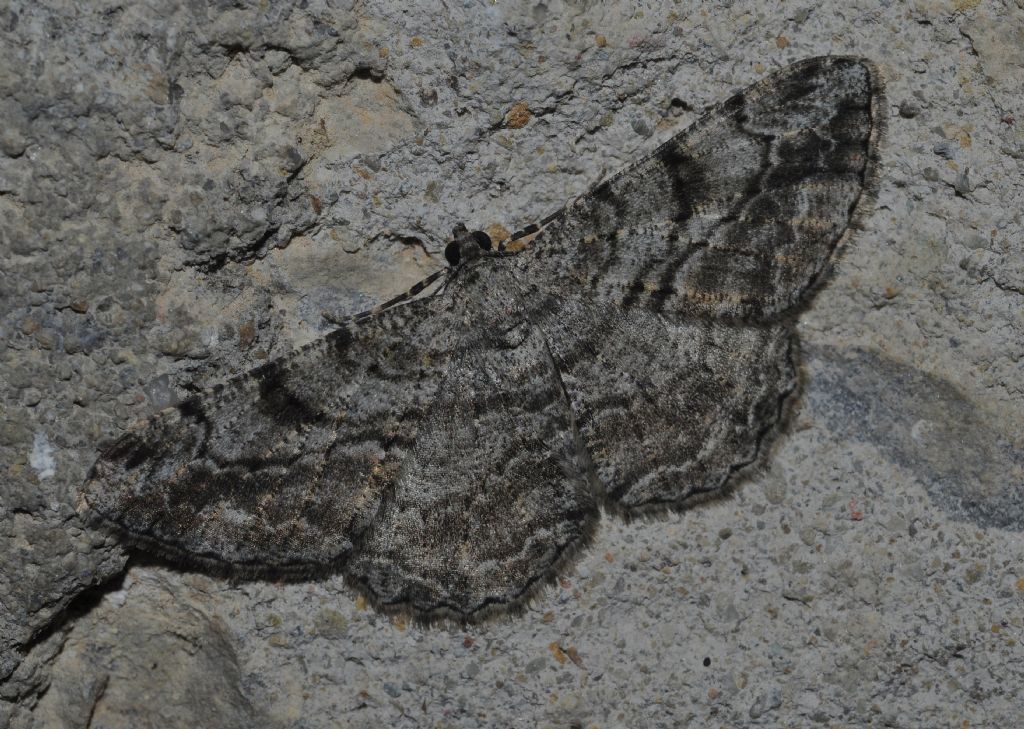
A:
82;295;458;576
510;56;882;513
519;56;884;322
527;294;795;512
83;258;599;622
345;262;599;622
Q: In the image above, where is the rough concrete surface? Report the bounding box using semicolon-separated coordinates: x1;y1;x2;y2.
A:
1;1;1022;727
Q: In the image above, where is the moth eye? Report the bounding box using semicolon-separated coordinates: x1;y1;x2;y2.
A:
472;230;492;251
445;241;462;266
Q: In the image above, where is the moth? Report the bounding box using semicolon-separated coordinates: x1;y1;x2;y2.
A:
82;56;884;623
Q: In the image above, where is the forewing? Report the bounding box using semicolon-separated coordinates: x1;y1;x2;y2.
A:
82;297;456;575
345;263;599;621
522;56;883;321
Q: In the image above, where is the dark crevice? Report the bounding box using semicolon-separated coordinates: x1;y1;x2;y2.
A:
349;65;385;83
7;569;129;685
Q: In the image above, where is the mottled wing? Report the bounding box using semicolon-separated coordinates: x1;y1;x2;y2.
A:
515;57;882;511
528;294;795;510
82;297;457;575
344;262;599;621
522;56;883;321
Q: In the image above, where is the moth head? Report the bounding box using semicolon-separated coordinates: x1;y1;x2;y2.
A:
445;223;493;266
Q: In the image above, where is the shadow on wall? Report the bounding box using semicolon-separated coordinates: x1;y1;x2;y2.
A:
802;345;1024;531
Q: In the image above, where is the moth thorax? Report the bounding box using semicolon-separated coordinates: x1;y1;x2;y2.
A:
446;223;493;266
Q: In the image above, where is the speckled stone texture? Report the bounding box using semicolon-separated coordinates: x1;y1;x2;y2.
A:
1;1;1022;728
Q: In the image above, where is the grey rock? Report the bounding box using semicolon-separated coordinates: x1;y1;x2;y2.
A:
630;115;654;137
953;168;972;196
932;140;957;159
30;573;271;729
898;100;920;118
748;687;783;719
2;1;1024;727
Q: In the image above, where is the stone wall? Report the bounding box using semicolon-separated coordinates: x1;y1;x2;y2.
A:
2;1;1022;726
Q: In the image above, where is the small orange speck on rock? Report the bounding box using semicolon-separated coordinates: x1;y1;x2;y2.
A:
542;611;555;623
378;47;389;58
268;633;289;647
392;615;407;631
603;552;614;563
776;35;789;49
595;35;607;47
487;223;511;245
410;36;424;47
708;687;720;700
505;102;532;129
463;636;475;648
548;642;568;665
355;595;368;611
